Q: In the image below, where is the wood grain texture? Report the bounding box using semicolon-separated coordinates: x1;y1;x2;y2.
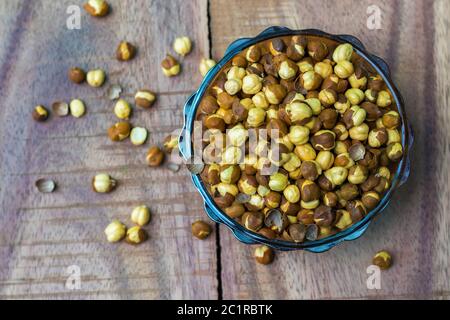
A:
210;0;450;299
0;0;217;299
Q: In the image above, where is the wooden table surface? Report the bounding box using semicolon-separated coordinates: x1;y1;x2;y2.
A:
0;0;448;299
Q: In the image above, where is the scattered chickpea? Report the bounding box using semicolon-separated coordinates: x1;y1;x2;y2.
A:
92;173;116;193
52;101;69;117
69;99;86;118
84;0;109;17
126;226;148;245
254;245;274;265
173;36;192;56
114;99;132;119
32;105;49;122
86;69;106;87
130;127;148;146
131;205;151;226
68;67;86;84
191;220;212;239
104;220;126;243
372;250;392;269
146;146;165;166
161;54;181;77
116;41;137;61
108;121;131;141
135;89;156;109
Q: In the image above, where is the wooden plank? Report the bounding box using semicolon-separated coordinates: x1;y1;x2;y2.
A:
0;0;217;299
433;0;450;295
210;0;450;299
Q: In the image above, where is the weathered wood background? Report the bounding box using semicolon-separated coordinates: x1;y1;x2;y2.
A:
0;0;448;299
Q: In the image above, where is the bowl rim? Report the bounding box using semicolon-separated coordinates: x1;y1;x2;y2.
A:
181;27;412;250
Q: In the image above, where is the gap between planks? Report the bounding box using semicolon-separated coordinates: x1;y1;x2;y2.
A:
206;0;223;301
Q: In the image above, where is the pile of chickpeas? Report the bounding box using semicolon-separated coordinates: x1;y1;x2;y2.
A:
196;35;403;243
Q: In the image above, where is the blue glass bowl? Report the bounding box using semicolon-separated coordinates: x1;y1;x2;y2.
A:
179;26;413;252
